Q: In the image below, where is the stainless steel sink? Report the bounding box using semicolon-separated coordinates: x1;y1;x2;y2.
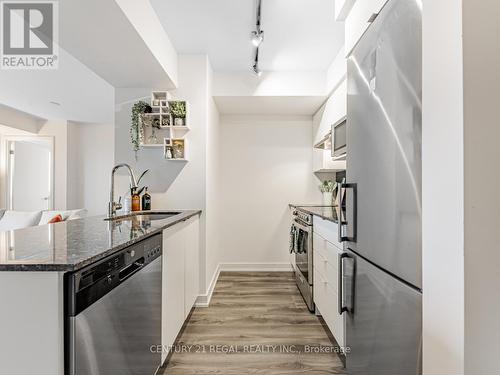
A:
105;211;182;221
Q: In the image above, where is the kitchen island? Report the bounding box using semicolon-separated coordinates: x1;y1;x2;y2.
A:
0;210;201;375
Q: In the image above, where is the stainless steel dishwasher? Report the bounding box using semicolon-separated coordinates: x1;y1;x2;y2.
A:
66;234;162;375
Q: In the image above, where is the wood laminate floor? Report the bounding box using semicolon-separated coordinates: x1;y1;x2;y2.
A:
161;272;346;374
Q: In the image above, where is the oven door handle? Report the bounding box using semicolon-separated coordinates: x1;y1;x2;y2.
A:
289;226;297;254
292;220;312;233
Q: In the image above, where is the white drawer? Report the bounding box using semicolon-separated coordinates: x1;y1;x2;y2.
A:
314;249;338;293
314;268;345;347
313;233;342;283
313;232;337;267
313;216;343;250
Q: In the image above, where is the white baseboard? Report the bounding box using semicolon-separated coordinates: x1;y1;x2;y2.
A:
219;262;293;272
194;263;293;308
195;264;220;307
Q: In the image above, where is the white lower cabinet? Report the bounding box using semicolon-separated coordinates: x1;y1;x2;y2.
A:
161;215;200;364
184;216;200;318
313;218;345;348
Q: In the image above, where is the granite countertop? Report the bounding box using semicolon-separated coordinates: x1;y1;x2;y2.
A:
290;204;340;224
0;210;201;272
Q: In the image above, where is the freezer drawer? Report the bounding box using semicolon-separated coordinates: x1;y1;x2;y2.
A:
342;249;422;375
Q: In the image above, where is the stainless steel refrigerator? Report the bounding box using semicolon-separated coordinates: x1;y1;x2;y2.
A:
339;0;422;374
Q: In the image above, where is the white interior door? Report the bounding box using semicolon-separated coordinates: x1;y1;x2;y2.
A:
6;137;54;211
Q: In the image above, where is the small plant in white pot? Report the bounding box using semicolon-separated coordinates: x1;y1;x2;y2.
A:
170;101;186;126
319;180;337;206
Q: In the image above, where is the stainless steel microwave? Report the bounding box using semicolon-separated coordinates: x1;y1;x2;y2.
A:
331;116;347;159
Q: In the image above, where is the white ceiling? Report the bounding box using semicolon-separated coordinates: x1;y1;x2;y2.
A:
151;0;345;72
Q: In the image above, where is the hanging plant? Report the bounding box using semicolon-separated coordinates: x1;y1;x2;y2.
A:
130;101;151;155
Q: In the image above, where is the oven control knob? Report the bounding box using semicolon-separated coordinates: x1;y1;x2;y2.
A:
107;275;112;284
130;250;135;258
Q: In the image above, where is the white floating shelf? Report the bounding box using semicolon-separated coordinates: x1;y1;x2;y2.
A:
137;93;190;164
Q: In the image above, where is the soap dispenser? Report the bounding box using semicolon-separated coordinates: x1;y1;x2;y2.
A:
142;187;151;211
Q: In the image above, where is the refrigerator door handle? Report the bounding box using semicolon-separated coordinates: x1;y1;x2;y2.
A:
338;183;357;243
338;252;349;315
339;251;356;315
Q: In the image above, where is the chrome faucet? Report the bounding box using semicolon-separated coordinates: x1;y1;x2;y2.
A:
108;163;138;218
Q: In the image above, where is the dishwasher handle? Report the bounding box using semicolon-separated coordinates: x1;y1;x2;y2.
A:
119;258;145;281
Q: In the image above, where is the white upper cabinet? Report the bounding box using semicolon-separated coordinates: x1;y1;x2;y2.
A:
345;0;389;54
335;0;357;21
313;78;347;173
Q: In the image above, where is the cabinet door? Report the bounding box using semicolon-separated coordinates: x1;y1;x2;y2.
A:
184;216;200;317
345;0;389;54
161;224;186;364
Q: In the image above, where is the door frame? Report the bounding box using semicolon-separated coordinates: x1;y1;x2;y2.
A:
1;135;55;211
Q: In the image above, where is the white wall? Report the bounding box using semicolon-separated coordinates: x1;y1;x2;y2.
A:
205;61;221;292
114;0;178;87
0;104;43;134
422;0;464;374
67;122;114;215
114;55;210;291
38;120;69;210
463;0;500;373
216;115;317;266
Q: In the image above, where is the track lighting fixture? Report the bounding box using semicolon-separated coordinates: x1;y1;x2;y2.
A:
252;63;262;76
251;0;263;75
251;30;264;47
252;47;262;76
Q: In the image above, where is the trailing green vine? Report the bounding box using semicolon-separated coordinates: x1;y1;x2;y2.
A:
130;100;150;156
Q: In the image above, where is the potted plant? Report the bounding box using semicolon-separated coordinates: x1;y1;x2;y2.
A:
169;101;186;126
131;101;152;156
319;180;337;206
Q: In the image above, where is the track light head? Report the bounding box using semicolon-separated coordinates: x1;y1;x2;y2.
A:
251;30;264;47
252;63;262;77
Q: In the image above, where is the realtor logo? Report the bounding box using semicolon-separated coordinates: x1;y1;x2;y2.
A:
1;1;58;69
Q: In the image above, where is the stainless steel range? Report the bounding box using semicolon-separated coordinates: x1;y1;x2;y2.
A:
290;209;314;311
